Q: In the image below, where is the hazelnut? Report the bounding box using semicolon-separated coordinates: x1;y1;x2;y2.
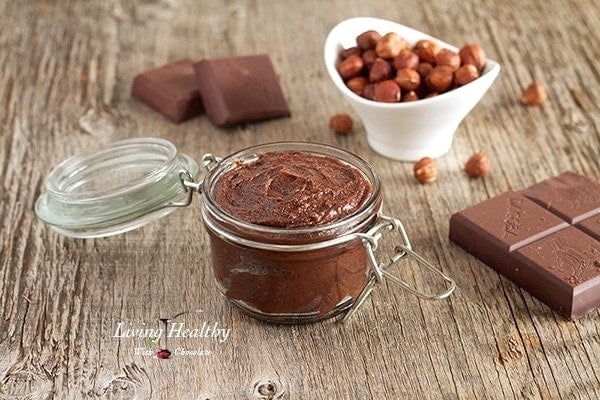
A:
363;83;376;100
369;58;393;83
395;68;421;91
356;30;382;50
459;44;486;70
426;66;454;92
454;64;480;86
362;49;378;68
329;113;353;134
414;40;440;64
393;50;419;70
337;55;364;80
416;62;434;79
375;32;408;59
402;91;419;102
464;152;491;178
340;46;362;60
373;80;401;102
435;49;460;71
346;76;368;96
521;82;547;106
413;157;438;183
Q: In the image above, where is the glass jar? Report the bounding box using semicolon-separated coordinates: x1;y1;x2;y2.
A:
35;138;455;323
201;142;382;322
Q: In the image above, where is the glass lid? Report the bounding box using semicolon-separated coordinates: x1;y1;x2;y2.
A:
35;138;199;238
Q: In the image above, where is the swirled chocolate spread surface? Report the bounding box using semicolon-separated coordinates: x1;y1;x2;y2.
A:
212;151;372;228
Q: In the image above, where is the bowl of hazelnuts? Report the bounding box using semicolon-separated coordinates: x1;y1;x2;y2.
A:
324;17;500;161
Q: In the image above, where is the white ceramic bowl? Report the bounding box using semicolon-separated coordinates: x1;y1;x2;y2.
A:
324;17;501;161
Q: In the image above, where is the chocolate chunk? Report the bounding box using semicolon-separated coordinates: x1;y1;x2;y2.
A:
450;172;600;319
577;214;600;240
131;59;203;123
521;171;600;223
194;55;290;126
449;192;568;253
514;227;600;319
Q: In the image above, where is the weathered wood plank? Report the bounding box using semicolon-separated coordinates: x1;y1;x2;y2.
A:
0;0;598;399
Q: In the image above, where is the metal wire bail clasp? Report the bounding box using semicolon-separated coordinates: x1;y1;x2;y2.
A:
342;214;456;322
168;153;222;208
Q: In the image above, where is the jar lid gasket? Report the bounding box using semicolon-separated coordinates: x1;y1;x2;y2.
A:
35;138;199;238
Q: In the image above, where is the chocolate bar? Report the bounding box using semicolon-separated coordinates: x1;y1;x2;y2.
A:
450;172;600;319
131;59;203;123
194;55;290;126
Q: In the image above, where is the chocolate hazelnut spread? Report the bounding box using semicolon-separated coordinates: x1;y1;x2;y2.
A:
203;144;381;323
212;151;373;228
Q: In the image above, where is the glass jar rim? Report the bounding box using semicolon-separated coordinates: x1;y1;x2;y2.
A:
35;137;199;237
45;138;178;202
201;141;381;238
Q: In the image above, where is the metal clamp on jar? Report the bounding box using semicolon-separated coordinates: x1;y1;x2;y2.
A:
35;138;455;323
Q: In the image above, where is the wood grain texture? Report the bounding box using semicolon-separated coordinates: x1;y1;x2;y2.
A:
0;0;599;399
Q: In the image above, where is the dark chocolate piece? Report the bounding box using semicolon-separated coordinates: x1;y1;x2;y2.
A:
521;171;600;223
194;55;290;126
131;59;203;123
450;172;600;319
577;214;600;240
514;227;600;319
449;191;568;253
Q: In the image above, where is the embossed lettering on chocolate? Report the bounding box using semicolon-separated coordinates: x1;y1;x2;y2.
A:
202;144;382;323
449;172;600;320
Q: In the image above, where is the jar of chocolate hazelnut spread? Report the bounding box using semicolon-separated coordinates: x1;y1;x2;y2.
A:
35;138;455;323
201;142;380;322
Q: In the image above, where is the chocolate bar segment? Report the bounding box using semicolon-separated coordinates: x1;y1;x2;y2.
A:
577;214;600;240
514;227;600;319
194;55;290;126
521;171;600;223
450;172;600;319
132;59;203;123
449;191;568;253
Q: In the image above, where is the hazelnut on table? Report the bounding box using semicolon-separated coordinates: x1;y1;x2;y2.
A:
414;157;439;183
464;152;491;178
521;82;547;106
329;113;353;134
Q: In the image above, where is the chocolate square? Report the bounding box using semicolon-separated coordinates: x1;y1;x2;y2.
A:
449;191;568;253
577;214;600;240
194;55;290;126
131;59;203;123
521;171;600;223
514;227;600;319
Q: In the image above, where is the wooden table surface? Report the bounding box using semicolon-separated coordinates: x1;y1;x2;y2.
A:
1;1;599;399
